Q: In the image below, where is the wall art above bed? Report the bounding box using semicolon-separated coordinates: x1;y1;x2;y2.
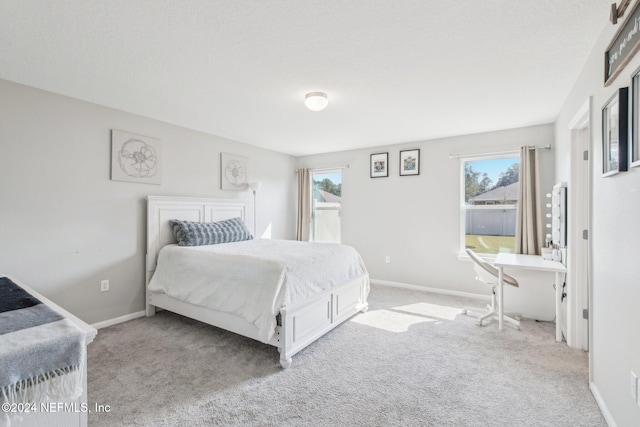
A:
221;153;248;190
111;129;161;184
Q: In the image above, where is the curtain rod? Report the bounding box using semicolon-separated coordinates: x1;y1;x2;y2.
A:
448;144;551;160
295;164;350;173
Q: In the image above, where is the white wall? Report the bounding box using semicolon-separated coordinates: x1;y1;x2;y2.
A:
555;18;640;427
0;79;296;324
297;124;555;295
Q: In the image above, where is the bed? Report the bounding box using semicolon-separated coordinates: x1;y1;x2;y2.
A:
145;196;369;368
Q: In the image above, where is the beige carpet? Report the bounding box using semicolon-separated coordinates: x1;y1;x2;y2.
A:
87;284;605;426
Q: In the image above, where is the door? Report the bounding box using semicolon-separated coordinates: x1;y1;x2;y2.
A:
568;99;590;351
574;126;590;350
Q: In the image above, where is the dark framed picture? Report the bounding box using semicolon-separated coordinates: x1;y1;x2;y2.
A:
399;149;420;176
370;152;389;178
602;87;628;176
632;67;640;167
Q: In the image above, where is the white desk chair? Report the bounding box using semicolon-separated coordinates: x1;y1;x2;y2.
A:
461;249;521;329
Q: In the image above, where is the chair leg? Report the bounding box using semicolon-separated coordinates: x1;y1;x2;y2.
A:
462;287;498;326
461;306;495;323
477;309;496;326
463;287;521;329
502;314;520;329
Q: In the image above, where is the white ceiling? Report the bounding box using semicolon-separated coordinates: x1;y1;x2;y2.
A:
0;0;611;156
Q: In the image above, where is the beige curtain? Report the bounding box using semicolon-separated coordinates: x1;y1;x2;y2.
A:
515;146;543;255
296;168;312;241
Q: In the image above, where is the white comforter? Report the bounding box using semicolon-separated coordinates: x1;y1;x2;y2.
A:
148;239;368;341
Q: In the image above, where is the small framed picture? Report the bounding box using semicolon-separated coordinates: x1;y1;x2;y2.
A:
399;149;420;176
370;152;389;178
632;67;640;167
602;87;628;176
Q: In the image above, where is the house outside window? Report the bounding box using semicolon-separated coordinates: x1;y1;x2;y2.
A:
311;170;342;243
461;155;520;255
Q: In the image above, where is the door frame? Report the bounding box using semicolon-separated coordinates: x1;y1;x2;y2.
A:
567;97;591;355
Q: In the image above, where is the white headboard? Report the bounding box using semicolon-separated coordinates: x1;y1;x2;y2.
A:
146;196;248;284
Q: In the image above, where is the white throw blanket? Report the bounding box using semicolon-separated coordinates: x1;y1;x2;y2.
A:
148;239;369;341
0;276;85;426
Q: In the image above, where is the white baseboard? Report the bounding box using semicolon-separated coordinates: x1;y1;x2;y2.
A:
589;381;617;427
91;310;146;330
370;279;490;300
93;283;484;329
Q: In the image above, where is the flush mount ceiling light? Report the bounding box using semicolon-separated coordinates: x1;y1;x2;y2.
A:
304;92;328;111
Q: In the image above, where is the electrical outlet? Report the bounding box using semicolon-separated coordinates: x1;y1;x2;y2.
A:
100;280;109;292
385;256;391;264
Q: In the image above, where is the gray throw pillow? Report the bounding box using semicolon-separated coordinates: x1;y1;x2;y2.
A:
169;217;253;246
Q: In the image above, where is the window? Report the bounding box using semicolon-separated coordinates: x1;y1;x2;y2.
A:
461;155;520;255
311;170;342;243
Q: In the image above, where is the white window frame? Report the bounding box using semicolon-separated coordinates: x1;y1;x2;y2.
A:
459;152;519;258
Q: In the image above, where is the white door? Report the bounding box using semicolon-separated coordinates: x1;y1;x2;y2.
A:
568;99;590;351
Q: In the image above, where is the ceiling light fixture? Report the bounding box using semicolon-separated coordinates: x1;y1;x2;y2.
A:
304;92;328;111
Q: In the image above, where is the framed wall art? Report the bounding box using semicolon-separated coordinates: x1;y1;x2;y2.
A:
605;0;640;86
370;152;389;178
602;87;628;176
111;130;161;184
399;149;420;176
632;67;640;167
221;153;248;190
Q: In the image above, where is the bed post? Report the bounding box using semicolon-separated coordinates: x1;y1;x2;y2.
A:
145;255;156;317
278;308;292;369
146;196;158;317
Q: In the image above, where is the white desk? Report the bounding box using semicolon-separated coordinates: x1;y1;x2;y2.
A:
494;254;567;341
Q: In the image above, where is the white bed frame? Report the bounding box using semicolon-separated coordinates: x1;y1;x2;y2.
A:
145;196;369;368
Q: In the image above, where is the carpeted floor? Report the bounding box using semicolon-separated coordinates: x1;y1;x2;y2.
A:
87;284;606;426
